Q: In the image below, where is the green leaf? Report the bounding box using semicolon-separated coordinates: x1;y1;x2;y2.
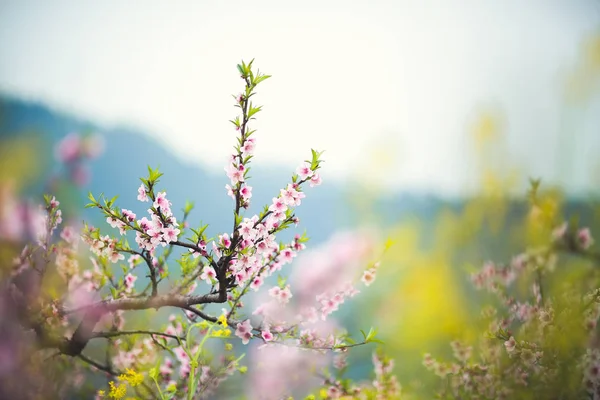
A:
247;104;263;119
184;200;194;214
277;275;287;288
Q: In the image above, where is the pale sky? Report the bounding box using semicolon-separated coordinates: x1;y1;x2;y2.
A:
1;0;599;197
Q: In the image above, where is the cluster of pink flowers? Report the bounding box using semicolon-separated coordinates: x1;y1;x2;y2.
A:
0;185;47;243
470;259;521;292
0;62;400;400
54;133;104;186
552;222;595;249
83;232;125;264
424;220;599;399
134;190;181;252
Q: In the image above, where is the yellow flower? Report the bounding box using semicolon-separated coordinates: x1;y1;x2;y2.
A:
212;329;223;337
199;321;210;330
217;314;228;327
222;328;231;337
97;390;106;397
118;368;144;387
225;343;233;351
108;381;127;399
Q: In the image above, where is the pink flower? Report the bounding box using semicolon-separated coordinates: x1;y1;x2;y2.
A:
109;251;125;264
269;197;287;213
106;216;121;229
296;162;314;180
200;266;217;284
55;133;81;163
279;248;296;265
128;254;140;269
235;319;253;345
309;173;322;187
504;336;517;354
60;226;78;246
327;386;341;399
154;192;172;215
280;184;305;206
250;276;263;291
268;286;281;299
124;273;137;292
239;220;257;241
219;233;232;248
138;217;152;232
50;196;60;209
225;184;235;200
361;268;376;286
552;222;568;241
278;285;293;304
137;184;149;202
163;226;180;243
261;329;274;342
240;185;253;200
242;138;256;156
225;163;245;185
122;209;136;222
578;228;594;250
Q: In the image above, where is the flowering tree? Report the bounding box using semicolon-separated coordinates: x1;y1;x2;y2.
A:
1;60;397;400
423;181;599;399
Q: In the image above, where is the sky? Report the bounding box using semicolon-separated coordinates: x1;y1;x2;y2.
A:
1;0;600;197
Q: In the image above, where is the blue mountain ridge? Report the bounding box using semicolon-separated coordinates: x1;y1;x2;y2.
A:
0;95;446;244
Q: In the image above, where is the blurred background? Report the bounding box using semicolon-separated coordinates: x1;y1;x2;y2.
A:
1;0;600;397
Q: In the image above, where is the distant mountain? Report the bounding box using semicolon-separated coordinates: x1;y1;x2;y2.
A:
0;95;381;244
1;95;595;249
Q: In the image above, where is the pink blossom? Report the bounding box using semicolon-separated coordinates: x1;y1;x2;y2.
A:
278;285;293;304
225;163;245;185
280;185;304;206
268;286;281;299
128;254;140;269
109;251;125;264
327;386;341;399
250;276;263;291
269;197;287;213
55;133;81;163
60;226;78;246
124;273;137;292
154;191;172;215
552;222;568;241
578;228;594;250
200;266;217;284
240;185;253;200
261;329;274;342
121;209;136;222
242;137;255;155
225;184;235;200
504;336;517;354
163;226;180;243
361;268;376;286
235;319;253;345
309;172;322;187
137;184;149;202
279;248;296;265
219;233;232;248
239;220;257;241
296;162;314;180
138;217;152;232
